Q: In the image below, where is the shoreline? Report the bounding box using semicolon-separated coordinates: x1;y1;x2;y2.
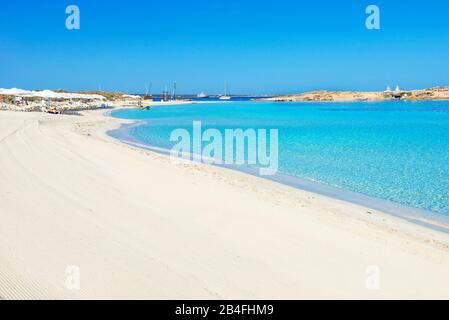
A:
257;87;449;102
108;109;449;234
1;108;449;299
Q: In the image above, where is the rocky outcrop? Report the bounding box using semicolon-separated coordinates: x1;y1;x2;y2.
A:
259;87;449;102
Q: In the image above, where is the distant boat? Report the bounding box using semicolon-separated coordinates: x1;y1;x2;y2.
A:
143;83;153;101
219;82;231;100
197;91;209;99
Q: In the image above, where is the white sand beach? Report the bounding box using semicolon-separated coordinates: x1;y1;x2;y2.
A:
1;109;449;300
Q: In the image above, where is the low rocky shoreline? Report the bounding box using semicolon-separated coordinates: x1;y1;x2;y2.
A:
258;86;449;102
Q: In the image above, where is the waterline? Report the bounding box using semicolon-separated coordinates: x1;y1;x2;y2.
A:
108;119;449;234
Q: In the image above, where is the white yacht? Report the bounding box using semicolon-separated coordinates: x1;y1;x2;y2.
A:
219;82;231;100
197;91;209;98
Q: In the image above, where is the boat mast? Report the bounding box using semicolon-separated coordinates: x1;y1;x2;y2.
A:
224;81;229;96
172;82;177;100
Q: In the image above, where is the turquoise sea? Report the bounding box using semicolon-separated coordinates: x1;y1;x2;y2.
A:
110;101;449;219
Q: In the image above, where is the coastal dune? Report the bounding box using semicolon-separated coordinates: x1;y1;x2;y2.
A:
1;110;449;299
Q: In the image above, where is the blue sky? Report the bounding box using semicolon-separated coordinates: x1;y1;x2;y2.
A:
1;0;449;94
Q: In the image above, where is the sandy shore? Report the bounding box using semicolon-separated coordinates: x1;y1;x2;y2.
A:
1;110;449;299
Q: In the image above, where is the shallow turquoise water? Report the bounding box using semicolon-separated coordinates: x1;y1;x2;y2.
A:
111;101;449;217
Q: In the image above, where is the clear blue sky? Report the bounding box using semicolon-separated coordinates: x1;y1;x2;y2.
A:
1;0;449;94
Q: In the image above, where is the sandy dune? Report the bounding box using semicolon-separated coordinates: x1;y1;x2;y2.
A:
1;110;449;299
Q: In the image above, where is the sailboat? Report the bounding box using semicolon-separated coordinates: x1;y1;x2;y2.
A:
143;83;153;101
219;82;231;100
